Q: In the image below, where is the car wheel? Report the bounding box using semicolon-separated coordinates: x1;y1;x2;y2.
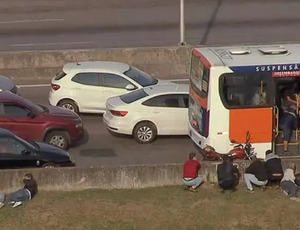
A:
45;131;70;149
133;122;157;144
58;99;79;114
43;163;59;168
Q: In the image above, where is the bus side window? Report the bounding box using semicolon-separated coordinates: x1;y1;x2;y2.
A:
219;73;273;109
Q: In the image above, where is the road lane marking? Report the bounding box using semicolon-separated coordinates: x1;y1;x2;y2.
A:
0;18;64;24
170;79;189;81
11;41;94;47
17;84;50;88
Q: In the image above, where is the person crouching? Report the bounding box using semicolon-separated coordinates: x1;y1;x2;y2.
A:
182;152;203;192
217;155;240;193
244;156;268;193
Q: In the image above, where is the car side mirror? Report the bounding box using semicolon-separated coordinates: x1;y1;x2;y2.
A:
125;84;136;91
21;150;31;155
27;111;36;118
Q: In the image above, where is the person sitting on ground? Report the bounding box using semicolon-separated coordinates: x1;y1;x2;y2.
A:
280;163;300;202
264;150;283;188
217;155;240;193
244;156;268;193
0;173;38;208
182;152;203;192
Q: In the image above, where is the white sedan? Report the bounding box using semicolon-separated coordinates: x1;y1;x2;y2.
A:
49;61;171;114
103;84;189;143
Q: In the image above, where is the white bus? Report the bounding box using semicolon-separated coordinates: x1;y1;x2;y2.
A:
188;43;300;159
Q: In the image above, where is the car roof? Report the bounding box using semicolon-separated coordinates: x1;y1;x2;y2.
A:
63;61;130;73
143;84;189;96
0;128;15;137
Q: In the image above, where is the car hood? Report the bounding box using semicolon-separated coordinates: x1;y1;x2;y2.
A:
35;142;71;157
0;75;14;90
46;105;79;118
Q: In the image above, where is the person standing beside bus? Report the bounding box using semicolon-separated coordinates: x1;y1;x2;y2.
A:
280;88;299;154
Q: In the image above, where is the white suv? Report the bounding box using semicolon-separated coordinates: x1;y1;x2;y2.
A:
49;61;170;114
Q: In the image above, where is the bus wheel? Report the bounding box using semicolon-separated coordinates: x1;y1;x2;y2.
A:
133;122;157;144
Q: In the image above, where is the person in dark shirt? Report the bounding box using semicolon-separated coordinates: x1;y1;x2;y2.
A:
264;150;283;188
217;155;240;193
8;173;38;208
244;157;268;193
182;152;203;192
279;88;299;153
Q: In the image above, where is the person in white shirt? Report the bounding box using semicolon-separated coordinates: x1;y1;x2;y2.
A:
280;163;300;202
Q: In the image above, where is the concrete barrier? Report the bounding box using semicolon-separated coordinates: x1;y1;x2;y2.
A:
0;159;299;191
0;46;193;82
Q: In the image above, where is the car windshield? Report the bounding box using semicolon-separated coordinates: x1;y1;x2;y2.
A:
124;66;158;87
120;89;149;104
22;97;44;113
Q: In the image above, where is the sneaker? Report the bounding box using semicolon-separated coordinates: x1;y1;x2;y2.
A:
0;202;4;209
246;189;254;193
189;187;197;193
12;201;22;208
283;190;289;196
290;197;300;202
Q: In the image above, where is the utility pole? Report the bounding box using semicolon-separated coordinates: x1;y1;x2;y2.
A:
180;0;186;45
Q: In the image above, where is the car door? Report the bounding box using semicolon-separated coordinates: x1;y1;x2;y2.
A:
0;103;12;131
0;102;43;141
142;94;184;135
71;73;104;112
101;73;134;108
0;137;37;169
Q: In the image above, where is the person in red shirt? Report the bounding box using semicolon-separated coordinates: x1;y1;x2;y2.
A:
182;152;203;192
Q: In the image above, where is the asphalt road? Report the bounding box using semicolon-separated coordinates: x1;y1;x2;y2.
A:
1;0;300;51
18;83;196;167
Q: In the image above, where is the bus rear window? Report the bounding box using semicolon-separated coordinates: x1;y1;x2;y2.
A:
120;89;148;104
190;53;209;98
219;73;274;108
55;71;67;80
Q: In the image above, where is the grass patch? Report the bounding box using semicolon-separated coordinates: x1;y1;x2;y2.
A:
1;184;299;230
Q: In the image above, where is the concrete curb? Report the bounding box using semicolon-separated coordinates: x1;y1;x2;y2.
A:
0;46;193;81
1;159;298;192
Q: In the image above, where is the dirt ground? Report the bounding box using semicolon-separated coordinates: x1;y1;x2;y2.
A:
0;184;299;230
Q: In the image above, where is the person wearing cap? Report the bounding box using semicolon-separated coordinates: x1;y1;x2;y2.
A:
217;155;240;193
280;163;300;202
244;156;268;193
182;152;203;192
0;173;38;208
264;150;283;188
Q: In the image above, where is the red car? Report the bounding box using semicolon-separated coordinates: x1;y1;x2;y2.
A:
0;91;84;149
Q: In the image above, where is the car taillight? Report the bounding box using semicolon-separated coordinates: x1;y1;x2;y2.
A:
51;83;60;90
110;110;128;117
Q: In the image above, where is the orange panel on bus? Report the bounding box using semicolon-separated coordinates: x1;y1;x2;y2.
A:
229;108;273;143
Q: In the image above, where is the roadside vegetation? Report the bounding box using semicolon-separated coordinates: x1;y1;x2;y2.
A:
1;184;299;230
